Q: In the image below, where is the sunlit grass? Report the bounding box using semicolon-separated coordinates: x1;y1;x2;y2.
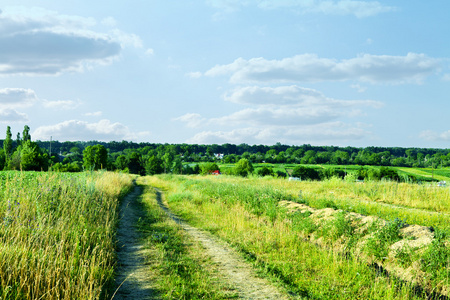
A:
0;171;133;299
145;175;434;299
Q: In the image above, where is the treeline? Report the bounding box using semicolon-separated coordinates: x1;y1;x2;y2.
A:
1;126;450;173
36;140;450;170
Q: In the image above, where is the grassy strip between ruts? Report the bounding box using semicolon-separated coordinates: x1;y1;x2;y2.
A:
134;177;237;299
145;174;443;300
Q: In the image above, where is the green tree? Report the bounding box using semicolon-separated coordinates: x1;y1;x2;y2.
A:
22;125;31;143
163;152;174;173
145;155;163;175
115;155;128;171
292;165;320;180
234;158;253;177
256;166;274;177
200;162;220;175
21;141;46;171
128;152;144;175
3;126;13;167
172;156;183;174
83;145;107;170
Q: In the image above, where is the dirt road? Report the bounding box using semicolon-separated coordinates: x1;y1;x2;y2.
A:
113;184;291;299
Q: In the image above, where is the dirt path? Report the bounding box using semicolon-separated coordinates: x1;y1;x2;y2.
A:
113;186;156;300
154;188;291;300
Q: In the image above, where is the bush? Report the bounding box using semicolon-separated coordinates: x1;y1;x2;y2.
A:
256;166;274;177
200;162;220;175
292;165;320;180
234;159;253;177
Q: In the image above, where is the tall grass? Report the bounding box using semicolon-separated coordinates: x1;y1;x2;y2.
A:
0;171;133;299
135;177;236;299
146;175;431;299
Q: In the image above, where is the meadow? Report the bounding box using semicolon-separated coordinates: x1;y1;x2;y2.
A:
0;171;133;299
2;168;450;299
146;174;450;299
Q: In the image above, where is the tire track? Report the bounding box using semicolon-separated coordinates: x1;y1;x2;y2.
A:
154;188;291;300
113;185;156;300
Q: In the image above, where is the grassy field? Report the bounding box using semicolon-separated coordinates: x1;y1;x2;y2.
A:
146;174;450;299
0;171;133;299
3;168;450;299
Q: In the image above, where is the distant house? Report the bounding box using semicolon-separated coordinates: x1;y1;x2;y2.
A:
214;153;224;159
288;177;301;181
211;170;221;175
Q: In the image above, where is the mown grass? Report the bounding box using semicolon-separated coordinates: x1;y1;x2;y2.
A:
0;171;133;300
146;175;436;299
134;177;237;299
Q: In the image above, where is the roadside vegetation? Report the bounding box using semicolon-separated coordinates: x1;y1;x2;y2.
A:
0;171;132;299
145;174;450;299
133;177;236;299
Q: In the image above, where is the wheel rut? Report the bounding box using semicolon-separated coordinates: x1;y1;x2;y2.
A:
154;188;290;300
113;185;156;300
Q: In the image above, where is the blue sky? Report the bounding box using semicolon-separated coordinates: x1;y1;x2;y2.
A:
0;1;449;148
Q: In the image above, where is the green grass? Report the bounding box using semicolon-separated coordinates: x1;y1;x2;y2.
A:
135;177;237;299
0;171;133;299
145;175;436;299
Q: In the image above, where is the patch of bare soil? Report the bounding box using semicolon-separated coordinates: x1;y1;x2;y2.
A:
154;188;291;300
113;186;157;300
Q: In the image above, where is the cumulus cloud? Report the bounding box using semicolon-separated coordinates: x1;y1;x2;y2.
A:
187;122;369;145
206;0;395;17
186;71;202;79
84;111;103;117
42;99;81;110
419;130;450;142
0;88;37;106
0;108;28;123
32;119;150;141
223;85;381;107
0;7;141;76
205;53;441;84
176;85;382;144
172;113;206;128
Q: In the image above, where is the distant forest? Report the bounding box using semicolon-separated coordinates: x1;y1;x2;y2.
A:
34;139;450;166
1;125;450;175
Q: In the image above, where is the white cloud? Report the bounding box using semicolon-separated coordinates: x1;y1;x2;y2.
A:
224;85;381;106
101;16;117;27
206;0;395;17
187;122;369;145
145;48;155;55
173;113;206;128
32;119;150;141
350;84;367;92
0;7;142;76
186;71;202;79
443;74;450;82
84;111;103;117
0;88;37;107
205;53;441;84
42;99;81;110
176;85;382;144
419;130;450;142
0;108;28;123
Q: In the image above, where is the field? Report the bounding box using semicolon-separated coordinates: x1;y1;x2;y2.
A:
146;174;450;299
2;169;450;299
0;171;133;299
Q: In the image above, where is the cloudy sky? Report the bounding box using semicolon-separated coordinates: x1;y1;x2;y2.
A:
0;1;449;148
